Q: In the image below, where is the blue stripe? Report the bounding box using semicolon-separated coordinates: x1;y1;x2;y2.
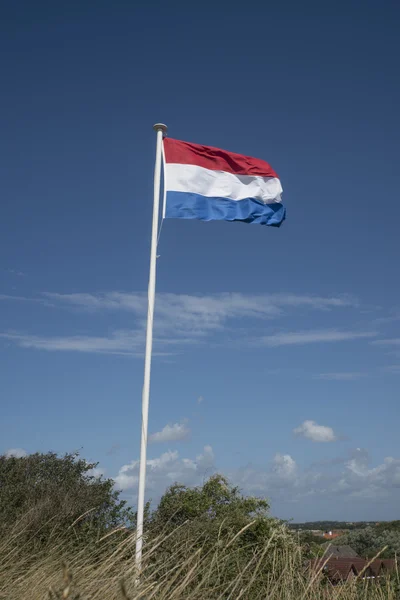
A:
165;191;286;227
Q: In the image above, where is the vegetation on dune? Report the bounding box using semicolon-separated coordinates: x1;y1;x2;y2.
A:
144;474;302;597
339;524;400;559
0;451;398;599
0;451;135;553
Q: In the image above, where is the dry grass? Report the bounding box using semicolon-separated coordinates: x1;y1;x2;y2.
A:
0;522;398;599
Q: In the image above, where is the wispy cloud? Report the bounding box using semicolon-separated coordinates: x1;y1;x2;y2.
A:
294;420;337;442
314;372;367;381
43;292;145;313
372;338;400;347
4;269;26;277
372;312;400;325
43;291;358;320
258;329;377;347
381;365;400;374
2;327;374;356
0;294;47;305
40;292;359;344
0;330;145;356
0;291;362;356
149;422;190;444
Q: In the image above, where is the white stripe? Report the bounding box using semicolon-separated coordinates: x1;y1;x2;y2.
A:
165;163;283;204
161;141;167;219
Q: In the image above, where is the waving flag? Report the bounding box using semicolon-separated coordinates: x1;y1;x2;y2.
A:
163;138;285;227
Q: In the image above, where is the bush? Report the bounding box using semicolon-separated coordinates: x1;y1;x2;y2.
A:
0;451;134;552
339;526;400;558
145;475;299;596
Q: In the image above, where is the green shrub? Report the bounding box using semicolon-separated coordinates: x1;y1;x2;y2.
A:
0;451;134;552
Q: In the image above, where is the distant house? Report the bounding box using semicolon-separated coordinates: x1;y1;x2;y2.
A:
323;530;343;540
322;544;359;559
309;557;397;584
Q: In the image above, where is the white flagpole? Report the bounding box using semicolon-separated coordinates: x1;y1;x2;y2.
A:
135;122;167;573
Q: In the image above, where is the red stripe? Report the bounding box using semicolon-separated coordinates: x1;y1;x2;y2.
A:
163;138;278;178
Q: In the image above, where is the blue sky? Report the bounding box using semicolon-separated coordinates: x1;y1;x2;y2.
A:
1;0;400;521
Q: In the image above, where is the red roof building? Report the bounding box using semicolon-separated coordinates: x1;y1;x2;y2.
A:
309;557;397;584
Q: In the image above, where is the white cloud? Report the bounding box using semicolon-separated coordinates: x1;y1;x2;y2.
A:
114;463;139;491
341;449;400;499
5;448;27;458
236;448;400;505
114;446;215;492
273;453;297;478
196;445;215;470
314;372;366;381
259;329;377;347
294;420;337;442
197;395;204;404
149;422;190;444
113;445;400;512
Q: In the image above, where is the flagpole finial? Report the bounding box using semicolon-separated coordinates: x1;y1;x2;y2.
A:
153;123;168;136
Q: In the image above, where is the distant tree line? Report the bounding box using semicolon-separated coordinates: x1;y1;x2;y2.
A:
339;524;400;559
289;521;373;531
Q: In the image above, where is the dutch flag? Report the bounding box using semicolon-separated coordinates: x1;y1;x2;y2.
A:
163;138;285;227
